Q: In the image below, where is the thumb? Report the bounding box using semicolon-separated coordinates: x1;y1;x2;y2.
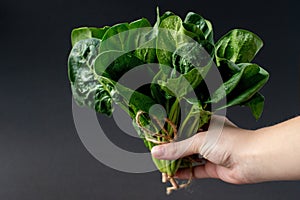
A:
151;133;205;160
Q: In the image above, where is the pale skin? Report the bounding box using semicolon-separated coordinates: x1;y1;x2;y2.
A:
151;116;300;184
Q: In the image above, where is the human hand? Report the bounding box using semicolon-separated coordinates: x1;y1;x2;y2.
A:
151;115;257;184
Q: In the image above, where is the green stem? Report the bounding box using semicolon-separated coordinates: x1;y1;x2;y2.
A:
167;98;180;135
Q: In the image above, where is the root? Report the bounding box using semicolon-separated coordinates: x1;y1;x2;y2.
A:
136;110;193;195
135;110;177;144
162;173;168;183
164;173;193;195
169;177;179;189
164;118;177;141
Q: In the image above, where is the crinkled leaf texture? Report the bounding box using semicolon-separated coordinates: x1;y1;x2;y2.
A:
68;38;114;116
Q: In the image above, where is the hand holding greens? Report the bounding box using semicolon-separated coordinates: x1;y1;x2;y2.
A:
68;9;269;194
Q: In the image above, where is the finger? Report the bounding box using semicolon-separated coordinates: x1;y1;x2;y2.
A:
175;162;219;179
151;133;205;160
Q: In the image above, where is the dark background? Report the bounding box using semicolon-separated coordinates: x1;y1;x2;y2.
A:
1;0;299;199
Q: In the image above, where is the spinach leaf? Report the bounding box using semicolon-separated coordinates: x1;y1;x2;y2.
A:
184;12;214;44
156;15;205;68
129;19;157;63
68;38;113;116
209;63;258;104
215;63;269;110
71;26;110;46
94;51;145;81
153;8;175;29
172;42;213;75
99;18;156;64
69;38;156;117
216;59;240;81
245;92;265;120
178;98;211;138
215;29;263;65
100;23;130;51
150;69;170;104
158;68;204;98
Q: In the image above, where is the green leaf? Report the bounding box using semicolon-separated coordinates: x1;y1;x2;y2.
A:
101;23;130;51
71;26;110;46
209;63;259;103
150;69;170;105
184;12;214;44
129;18;152;29
216;63;269;109
94;51;145;81
245;92;265;120
215;29;263;65
153;8;175;28
128;18;152;52
71;28;92;46
112;81;157;116
178;98;211;138
69;38;156;117
172;42;213;75
182;23;206;41
68;38;99;83
129;18;157;63
158;68;204;98
158;11;175;24
99;19;156;64
156;15;204;69
68;38;113;115
89;26;110;40
217;59;240;81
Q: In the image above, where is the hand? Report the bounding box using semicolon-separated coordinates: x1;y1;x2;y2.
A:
151;115;300;184
151;116;255;184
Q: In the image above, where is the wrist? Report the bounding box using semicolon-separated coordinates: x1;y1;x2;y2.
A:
237;129;267;183
240;126;288;183
232;128;263;184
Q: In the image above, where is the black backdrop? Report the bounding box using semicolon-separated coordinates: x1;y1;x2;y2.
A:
0;0;299;199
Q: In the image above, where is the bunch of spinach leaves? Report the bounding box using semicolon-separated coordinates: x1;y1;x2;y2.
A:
68;9;269;193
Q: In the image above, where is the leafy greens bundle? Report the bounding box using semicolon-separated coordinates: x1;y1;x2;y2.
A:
68;9;269;194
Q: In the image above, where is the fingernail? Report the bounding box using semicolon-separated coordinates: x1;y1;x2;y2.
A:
151;146;165;158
